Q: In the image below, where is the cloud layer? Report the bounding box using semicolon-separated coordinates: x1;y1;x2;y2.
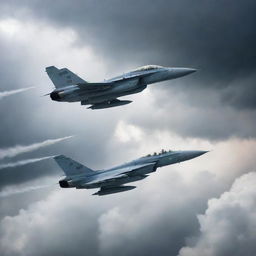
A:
0;1;255;256
1;170;255;256
0;170;220;256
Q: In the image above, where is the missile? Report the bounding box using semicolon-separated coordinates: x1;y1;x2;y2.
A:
88;100;132;110
93;185;136;196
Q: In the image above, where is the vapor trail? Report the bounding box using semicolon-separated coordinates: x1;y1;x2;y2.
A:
0;87;34;100
0;136;73;160
0;156;54;169
0;184;56;198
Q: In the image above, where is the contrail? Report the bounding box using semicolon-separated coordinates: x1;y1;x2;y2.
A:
0;184;56;198
0;136;73;160
0;87;35;100
0;156;55;169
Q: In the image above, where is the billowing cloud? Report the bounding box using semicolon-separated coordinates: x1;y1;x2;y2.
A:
178;172;256;256
124;88;256;140
0;170;222;256
0;2;255;256
0;189;104;256
2;170;255;256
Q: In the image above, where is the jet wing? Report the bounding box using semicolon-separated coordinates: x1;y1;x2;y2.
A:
108;69;158;83
85;173;128;186
77;69;157;90
77;82;113;91
84;162;156;186
121;162;157;176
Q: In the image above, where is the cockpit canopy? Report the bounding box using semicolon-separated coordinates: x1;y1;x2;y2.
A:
145;149;172;157
131;65;163;72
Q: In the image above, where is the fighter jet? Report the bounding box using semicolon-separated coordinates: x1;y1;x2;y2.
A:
54;149;207;195
46;65;196;109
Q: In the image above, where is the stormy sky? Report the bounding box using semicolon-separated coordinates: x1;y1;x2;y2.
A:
0;1;256;255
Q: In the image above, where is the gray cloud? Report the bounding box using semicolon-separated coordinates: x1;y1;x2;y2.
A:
0;2;255;256
0;0;255;142
124;87;256;140
0;23;119;188
0;170;223;256
178;172;256;256
2;0;256;108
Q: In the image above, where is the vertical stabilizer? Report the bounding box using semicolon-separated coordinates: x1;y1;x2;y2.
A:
54;155;94;177
46;66;87;88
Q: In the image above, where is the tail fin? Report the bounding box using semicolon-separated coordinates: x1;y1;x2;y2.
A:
46;66;87;88
54;155;94;177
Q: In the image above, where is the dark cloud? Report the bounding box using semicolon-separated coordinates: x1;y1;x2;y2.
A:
2;0;256;109
0;2;256;256
0;1;254;182
0;29;120;188
0;0;255;142
124;86;256;140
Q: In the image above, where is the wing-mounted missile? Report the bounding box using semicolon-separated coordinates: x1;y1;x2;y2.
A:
87;99;132;110
93;185;136;196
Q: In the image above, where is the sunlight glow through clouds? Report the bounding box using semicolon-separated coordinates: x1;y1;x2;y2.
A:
0;19;20;36
114;120;144;143
0;18;106;83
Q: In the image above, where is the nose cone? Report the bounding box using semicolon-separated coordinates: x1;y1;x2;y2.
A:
168;67;197;78
185;150;208;160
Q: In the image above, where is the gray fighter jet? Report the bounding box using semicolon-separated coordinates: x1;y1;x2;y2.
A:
46;65;196;109
54;149;207;195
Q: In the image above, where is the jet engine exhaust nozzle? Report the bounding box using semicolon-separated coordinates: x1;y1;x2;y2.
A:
50;91;61;101
59;180;69;188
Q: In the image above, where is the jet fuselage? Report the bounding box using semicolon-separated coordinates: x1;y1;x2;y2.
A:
47;65;196;109
56;150;207;195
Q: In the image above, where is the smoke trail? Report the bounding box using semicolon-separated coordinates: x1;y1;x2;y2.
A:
0;183;57;198
0;156;54;169
0;136;73;160
0;87;34;100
